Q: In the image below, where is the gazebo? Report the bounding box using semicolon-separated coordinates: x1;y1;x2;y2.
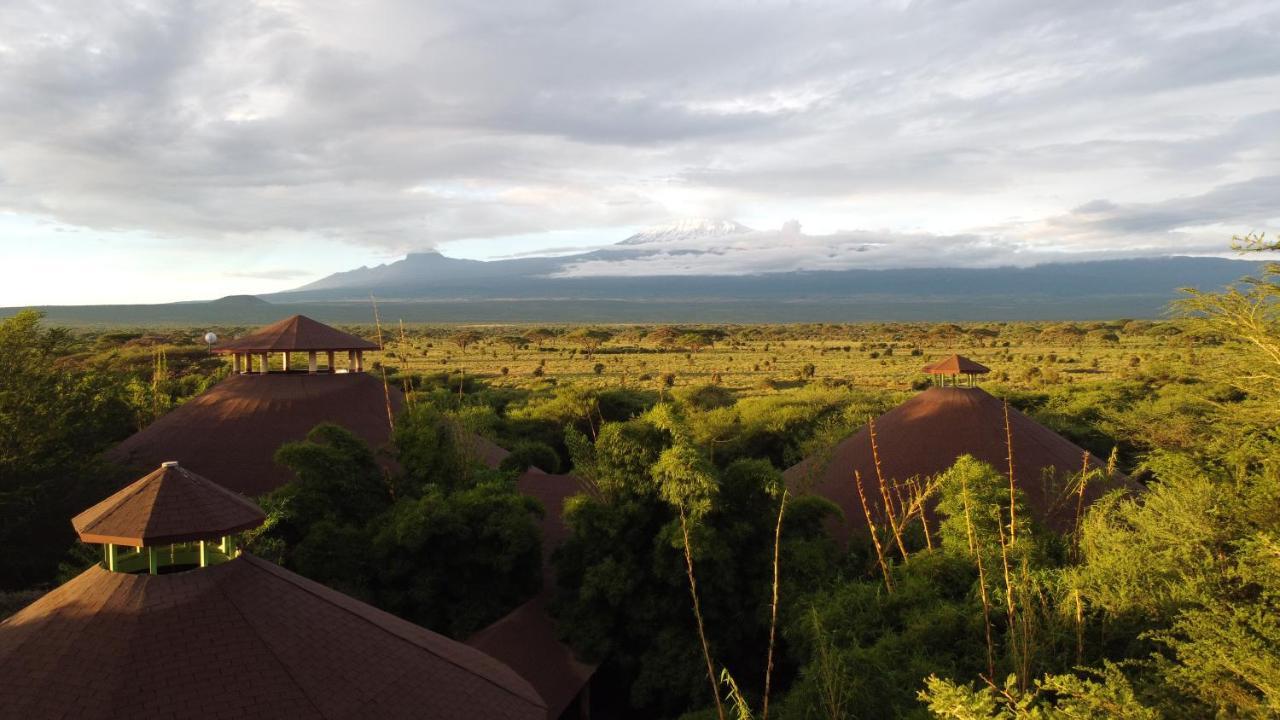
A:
215;314;380;374
0;462;546;720
72;460;264;574
922;354;990;387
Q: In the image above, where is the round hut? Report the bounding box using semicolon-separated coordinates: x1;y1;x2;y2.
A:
784;366;1138;546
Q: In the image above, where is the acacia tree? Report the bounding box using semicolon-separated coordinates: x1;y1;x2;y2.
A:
449;330;483;353
523;327;556;349
1175;232;1279;420
567;328;613;353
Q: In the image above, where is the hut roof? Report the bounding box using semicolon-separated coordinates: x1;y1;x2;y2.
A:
215;314;379;353
922;354;990;375
0;555;545;720
784;386;1138;546
72;462;264;546
107;373;509;497
468;471;599;719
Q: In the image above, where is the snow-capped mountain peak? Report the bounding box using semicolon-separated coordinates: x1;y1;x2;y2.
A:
617;218;754;246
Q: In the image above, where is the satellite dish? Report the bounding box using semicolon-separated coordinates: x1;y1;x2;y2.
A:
204;332;218;345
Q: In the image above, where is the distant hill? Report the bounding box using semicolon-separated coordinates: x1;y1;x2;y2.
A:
2;255;1263;326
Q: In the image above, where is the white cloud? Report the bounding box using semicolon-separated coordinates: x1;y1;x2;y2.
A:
0;0;1276;294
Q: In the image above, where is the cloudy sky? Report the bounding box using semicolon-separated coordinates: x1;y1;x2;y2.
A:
1;0;1277;304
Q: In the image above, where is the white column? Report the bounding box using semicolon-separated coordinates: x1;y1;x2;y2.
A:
308;351;317;373
282;352;290;372
260;352;269;374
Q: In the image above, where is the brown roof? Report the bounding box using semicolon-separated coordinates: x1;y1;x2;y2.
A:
784;386;1138;546
0;555;545;719
72;462;264;546
461;432;514;471
215;314;379;353
922;354;990;375
468;596;595;720
108;373;403;497
108;373;511;498
468;471;599;719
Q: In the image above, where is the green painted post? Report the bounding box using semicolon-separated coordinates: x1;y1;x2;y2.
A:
199;540;209;568
147;547;158;575
225;535;236;558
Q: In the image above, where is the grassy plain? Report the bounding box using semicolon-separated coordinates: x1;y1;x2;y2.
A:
365;321;1224;396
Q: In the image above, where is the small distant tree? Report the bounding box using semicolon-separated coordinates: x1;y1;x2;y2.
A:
449;330;482;353
523;328;556;348
496;335;525;352
567;328;613;352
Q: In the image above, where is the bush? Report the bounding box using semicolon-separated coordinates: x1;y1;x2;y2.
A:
499;441;562;474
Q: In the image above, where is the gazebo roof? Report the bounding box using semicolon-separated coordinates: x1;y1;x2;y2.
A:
0;555;545;719
215;314;379;353
922;354;990;375
72;462;265;546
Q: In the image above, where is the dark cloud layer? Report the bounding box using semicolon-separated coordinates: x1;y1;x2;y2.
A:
0;0;1276;269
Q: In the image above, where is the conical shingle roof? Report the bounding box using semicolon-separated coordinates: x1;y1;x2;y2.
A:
72;462;265;546
922;354;990;375
784;386;1138;545
0;555;545;719
107;374;509;497
215;314;379;353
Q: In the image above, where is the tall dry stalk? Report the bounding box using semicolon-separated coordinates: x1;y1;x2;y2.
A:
869;418;909;560
679;505;726;720
910;478;935;550
762;488;788;720
960;474;996;679
369;294;395;431
855;470;894;592
1073;449;1091;556
397;319;414;410
996;511;1023;689
1073;588;1085;665
1002;400;1017;545
808;607;848;720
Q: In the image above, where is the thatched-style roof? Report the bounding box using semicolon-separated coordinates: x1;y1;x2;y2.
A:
215;314;379;353
784;386;1137;545
72;462;264;546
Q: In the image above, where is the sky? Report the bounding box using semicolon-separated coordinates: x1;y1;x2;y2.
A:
0;0;1277;305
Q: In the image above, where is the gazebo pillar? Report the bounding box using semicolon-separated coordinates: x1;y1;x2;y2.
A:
356;350;364;372
327;350;336;373
282;352;290;372
308;351;318;373
260;352;270;374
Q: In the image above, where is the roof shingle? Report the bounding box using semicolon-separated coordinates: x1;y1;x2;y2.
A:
215;315;379;353
72;462;265;546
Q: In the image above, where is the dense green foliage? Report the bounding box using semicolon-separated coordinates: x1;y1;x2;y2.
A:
0;311;223;590
248;411;543;638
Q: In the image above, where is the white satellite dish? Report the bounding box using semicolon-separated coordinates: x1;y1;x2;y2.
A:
204;331;218;345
